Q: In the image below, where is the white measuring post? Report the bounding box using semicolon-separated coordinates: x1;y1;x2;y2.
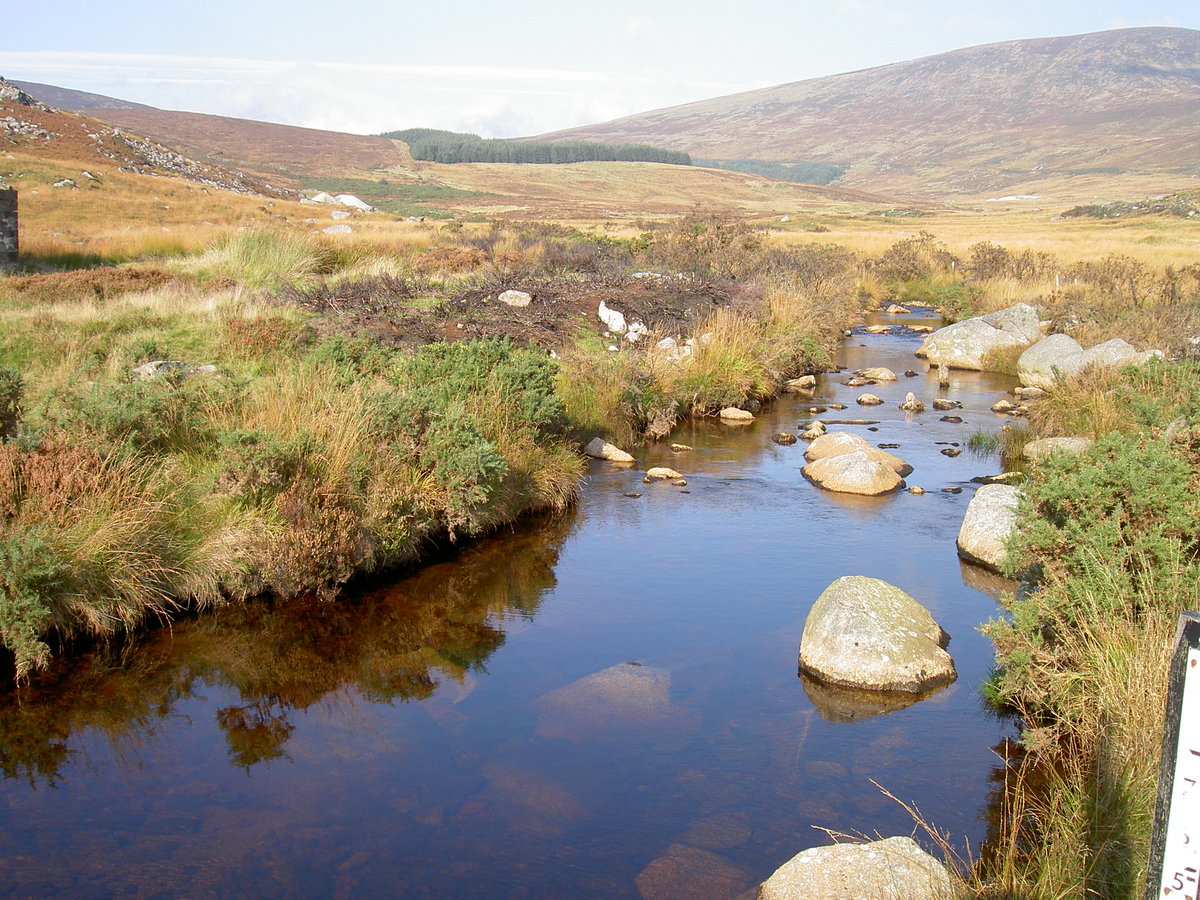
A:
1147;611;1200;899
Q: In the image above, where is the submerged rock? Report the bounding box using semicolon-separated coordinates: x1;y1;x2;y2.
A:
533;662;678;742
758;836;954;900
772;432;798;446
804;432;912;476
956;484;1022;572
798;576;956;693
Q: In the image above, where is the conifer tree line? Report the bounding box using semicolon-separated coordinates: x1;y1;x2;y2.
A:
380;128;692;166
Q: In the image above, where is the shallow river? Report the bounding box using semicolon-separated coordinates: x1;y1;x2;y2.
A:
0;313;1023;899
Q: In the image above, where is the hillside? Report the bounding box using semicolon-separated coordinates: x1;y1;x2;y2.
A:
11;80;155;111
541;27;1200;201
67;107;888;220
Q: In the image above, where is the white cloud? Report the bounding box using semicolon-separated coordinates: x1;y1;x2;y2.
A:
0;51;753;137
624;16;655;37
835;0;908;25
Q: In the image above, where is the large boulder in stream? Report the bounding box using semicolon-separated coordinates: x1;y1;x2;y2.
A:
916;302;1043;371
758;836;955;900
956;484;1022;572
802;451;905;496
804;431;912;476
798;576;956;693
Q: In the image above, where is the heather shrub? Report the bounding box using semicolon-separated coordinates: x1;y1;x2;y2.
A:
0;529;67;680
0;367;21;440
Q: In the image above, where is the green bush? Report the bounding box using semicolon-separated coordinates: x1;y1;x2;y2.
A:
47;377;230;456
217;429;313;505
0;367;22;440
0;530;68;680
988;432;1200;715
420;406;508;537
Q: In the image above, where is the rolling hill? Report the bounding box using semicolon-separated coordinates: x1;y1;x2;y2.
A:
541;27;1200;201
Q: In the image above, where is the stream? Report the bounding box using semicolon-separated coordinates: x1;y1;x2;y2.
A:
0;311;1022;899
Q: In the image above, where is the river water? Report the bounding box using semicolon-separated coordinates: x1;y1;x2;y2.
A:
0;313;1022;899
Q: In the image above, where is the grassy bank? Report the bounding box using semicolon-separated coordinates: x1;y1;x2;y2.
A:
972;360;1200;898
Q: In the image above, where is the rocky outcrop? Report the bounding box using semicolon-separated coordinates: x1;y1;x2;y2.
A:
803;451;905;495
956;484;1022;572
917;302;1042;371
132;360;218;381
758;836;955;900
583;437;634;462
798;576;956;693
1017;334;1161;389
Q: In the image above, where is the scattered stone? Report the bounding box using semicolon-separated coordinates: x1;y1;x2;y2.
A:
940;415;963;424
845;376;873;387
672;479;688;487
937;363;950;387
670;443;693;453
932;398;959;411
598;300;627;334
803;451;906;495
322;223;353;234
917;302;1043;371
828;403;847;410
773;432;798;446
856;367;897;382
878;443;901;449
957;484;1023;572
646;466;684;480
910;325;935;334
941;448;962;457
798;576;955;693
800;422;827;441
498;289;532;308
991;399;1016;413
885;304;911;315
899;392;925;412
857;393;884;406
583;437;634;463
1014;386;1047;401
807;406;828;414
942;486;963;494
904;369;920;377
908;486;926;495
785;375;817;392
330;209;352;220
758;836;955;900
1024;437;1093;461
864;324;893;334
624;492;642;498
132;360;213;381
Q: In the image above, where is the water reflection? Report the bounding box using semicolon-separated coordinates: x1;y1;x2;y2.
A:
0;511;577;784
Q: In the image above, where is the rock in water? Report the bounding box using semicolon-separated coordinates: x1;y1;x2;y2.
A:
784;375;817;392
856;366;897;381
804;431;912;476
899;392;925;412
645;466;684;480
917;302;1042;371
857;393;884;406
772;432;798;446
758;836;954;900
956;484;1022;572
719;407;755;422
802;450;905;496
799;577;955;693
498;289;532;307
583;437;634;462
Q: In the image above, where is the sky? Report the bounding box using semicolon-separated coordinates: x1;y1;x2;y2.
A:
1;1;1198;138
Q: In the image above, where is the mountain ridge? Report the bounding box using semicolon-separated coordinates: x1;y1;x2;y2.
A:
539;26;1200;199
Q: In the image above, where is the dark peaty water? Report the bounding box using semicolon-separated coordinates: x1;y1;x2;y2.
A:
0;317;1022;899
